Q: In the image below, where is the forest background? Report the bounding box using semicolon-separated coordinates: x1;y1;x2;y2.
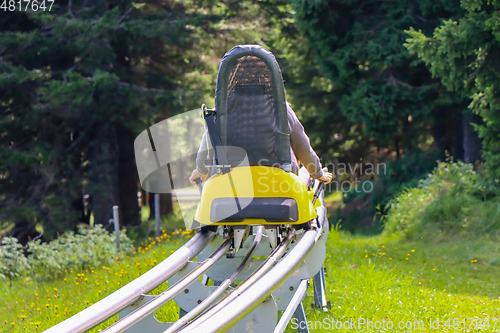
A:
1;0;498;242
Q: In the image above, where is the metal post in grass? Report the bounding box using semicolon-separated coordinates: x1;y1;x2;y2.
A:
155;193;160;238
113;206;120;251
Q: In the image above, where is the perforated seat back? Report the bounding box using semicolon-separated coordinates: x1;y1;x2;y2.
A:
215;45;291;167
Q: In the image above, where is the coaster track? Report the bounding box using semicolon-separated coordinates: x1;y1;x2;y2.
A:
43;208;327;333
42;230;216;333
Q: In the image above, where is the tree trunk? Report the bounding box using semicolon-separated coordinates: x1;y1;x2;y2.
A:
148;193;173;219
463;112;482;163
147;109;174;219
148;193;154;220
394;137;401;159
117;124;141;226
432;109;447;152
88;121;120;226
160;193;174;215
452;113;464;160
72;196;90;225
433;109;464;159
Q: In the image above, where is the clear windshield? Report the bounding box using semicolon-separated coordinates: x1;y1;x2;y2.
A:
134;109;252;229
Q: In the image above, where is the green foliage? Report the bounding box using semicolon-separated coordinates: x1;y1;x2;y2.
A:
126;212;185;246
0;237;30;280
383;161;500;239
0;225;133;281
29;225;133;280
405;0;500;178
0;0;250;238
290;0;465;152
261;2;367;164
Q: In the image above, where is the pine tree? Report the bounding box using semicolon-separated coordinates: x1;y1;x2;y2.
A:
406;0;500;175
0;1;224;241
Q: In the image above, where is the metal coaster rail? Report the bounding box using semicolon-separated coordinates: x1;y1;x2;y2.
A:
101;238;233;333
174;227;297;333
43;213;326;333
42;230;216;333
164;226;265;333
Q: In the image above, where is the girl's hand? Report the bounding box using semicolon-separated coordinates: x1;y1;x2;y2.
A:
319;167;333;184
189;169;208;184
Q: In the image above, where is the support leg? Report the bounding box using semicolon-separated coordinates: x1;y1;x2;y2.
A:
313;267;327;311
293;302;309;333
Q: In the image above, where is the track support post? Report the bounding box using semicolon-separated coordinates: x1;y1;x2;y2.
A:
313;266;328;311
293;302;310;333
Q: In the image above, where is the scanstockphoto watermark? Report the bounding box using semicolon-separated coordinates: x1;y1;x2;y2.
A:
291;317;499;331
291;317;425;331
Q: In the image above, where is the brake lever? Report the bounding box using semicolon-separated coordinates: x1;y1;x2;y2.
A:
194;178;203;195
312;180;325;205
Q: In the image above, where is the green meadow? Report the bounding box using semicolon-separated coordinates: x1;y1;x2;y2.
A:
2;162;500;332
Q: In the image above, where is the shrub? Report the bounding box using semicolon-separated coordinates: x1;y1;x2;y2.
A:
0;225;134;281
382;161;500;239
0;237;30;280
